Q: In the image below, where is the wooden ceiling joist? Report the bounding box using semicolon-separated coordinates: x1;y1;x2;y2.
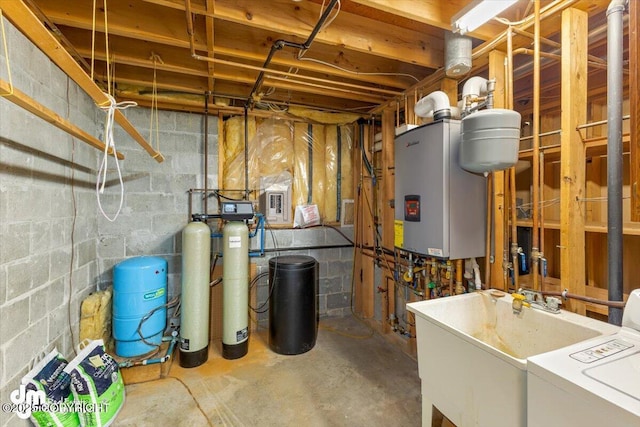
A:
0;0;164;162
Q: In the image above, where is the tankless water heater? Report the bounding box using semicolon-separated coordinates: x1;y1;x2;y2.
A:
394;119;486;259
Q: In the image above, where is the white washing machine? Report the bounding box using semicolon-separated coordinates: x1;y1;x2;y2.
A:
527;289;640;427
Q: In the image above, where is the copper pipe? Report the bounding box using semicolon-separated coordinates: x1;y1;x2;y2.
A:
541;290;626;309
539;151;545;279
532;0;541;291
513;48;609;71
204;94;209;216
511;27;607;65
520;129;562;141
576;115;631;129
485;173;493;288
456;259;464;294
472;0;580;61
503;171;510;290
507;27;519;292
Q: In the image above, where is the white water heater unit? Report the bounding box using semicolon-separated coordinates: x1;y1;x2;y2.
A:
394;119;486;259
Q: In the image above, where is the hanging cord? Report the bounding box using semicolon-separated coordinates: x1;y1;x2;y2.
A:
0;9;14;97
93;0;137;221
149;53;163;154
294;0;419;83
96;93;136;221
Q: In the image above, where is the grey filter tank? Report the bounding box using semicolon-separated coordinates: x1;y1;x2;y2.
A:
459;109;522;174
394;120;486;259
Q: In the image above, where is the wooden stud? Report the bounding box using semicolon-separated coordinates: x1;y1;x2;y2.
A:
0;79;124;160
631;0;640;221
560;8;588;315
381;107;395;332
361;123;375;319
488;50;507;289
440;78;458;107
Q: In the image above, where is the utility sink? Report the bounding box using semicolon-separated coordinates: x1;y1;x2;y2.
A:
407;291;619;427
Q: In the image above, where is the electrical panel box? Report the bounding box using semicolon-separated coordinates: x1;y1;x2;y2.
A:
259;190;291;224
394;120;486;259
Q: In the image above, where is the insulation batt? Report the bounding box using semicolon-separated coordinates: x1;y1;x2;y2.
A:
223;116;354;224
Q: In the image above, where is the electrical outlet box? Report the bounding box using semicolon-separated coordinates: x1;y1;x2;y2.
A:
168;317;180;333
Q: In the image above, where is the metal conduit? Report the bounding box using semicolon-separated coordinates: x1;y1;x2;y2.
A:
245;0;340;109
607;0;628;325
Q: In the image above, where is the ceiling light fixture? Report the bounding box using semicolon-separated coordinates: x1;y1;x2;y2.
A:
452;0;519;35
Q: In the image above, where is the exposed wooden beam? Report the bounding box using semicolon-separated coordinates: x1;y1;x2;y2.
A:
559;8;587;315
0;79;124;160
0;0;164;162
34;0;441;68
212;0;443;68
349;0;502;41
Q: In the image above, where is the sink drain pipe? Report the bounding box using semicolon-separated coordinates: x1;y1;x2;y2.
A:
607;0;628;325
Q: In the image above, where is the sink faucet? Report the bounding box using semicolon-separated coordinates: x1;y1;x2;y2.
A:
512;288;561;314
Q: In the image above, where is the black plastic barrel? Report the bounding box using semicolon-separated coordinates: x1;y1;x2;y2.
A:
268;255;319;355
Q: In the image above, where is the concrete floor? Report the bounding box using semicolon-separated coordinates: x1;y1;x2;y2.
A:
114;316;421;426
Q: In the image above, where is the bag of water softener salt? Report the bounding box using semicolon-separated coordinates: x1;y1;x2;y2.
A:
64;339;125;427
22;349;80;427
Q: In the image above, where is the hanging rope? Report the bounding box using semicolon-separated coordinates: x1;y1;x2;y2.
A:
96;93;137;222
92;0;138;221
149;52;163;156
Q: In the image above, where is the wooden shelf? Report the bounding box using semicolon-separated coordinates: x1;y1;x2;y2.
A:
516;219;640;236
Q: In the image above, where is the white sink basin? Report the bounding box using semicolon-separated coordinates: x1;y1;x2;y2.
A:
407;291;619;427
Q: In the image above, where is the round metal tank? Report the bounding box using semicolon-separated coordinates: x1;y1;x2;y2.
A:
268;255;318;355
113;256;167;357
459;108;522;174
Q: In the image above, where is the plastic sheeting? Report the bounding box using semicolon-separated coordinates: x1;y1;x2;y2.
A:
222;117;354;224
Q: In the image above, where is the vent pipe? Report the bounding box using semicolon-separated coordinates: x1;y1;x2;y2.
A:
414;91;452;120
606;0;628;325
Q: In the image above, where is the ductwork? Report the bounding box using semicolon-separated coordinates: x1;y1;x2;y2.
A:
414;90;452;120
606;0;628;325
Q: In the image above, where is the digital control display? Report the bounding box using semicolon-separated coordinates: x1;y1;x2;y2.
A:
404;195;420;222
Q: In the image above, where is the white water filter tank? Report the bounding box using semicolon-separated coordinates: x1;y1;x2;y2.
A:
179;219;211;368
222;221;249;359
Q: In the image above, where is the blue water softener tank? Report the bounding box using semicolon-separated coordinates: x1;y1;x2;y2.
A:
113;256;167;357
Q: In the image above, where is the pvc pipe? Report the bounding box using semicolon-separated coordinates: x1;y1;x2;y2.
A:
413;91;451;119
461;76;489;98
607;0;628;325
472;258;482;290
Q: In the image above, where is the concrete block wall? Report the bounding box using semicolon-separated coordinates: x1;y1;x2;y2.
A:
96;107;215;301
0;17;354;426
0;20;101;426
246;226;355;329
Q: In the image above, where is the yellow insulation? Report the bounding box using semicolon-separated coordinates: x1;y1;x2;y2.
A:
340;126;354;201
293;122;310;208
310;125;326;216
223;116;257;191
223;116;354;224
257;119;295;177
324;126;338;222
